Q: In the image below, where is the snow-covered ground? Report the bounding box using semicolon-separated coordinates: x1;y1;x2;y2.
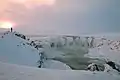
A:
0;31;120;79
1;31;120;70
85;36;120;65
0;31;71;70
32;35;120;70
0;32;39;67
0;61;120;80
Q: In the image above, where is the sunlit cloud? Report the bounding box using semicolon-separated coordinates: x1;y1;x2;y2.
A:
11;0;56;8
0;0;55;12
0;0;10;12
0;0;56;27
0;20;15;29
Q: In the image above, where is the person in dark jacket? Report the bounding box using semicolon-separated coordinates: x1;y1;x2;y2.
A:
10;27;13;32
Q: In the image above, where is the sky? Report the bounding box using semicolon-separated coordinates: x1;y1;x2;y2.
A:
0;0;120;35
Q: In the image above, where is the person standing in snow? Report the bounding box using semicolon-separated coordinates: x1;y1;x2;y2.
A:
38;52;46;68
10;27;13;32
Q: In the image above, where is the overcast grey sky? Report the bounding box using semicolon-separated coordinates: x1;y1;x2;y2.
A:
0;0;120;35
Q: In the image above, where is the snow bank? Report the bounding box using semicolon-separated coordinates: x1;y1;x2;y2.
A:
43;60;71;70
0;62;120;80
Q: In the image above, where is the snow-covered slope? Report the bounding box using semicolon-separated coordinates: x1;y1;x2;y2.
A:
31;34;120;70
0;31;120;70
0;31;71;70
32;36;100;70
0;31;120;79
86;36;120;65
0;61;120;80
0;31;39;67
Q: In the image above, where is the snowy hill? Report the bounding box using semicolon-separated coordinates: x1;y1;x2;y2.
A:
86;36;120;65
0;31;120;70
30;35;120;70
31;36;101;70
0;31;39;67
0;31;120;79
0;31;71;70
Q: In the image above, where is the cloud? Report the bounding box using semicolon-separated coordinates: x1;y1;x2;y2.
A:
10;0;56;8
0;0;120;35
0;0;10;13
